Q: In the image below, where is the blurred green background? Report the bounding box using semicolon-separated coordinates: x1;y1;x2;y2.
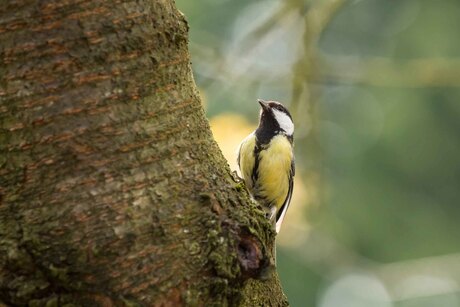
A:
176;0;460;306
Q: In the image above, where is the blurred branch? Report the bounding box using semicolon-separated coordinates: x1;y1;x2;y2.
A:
288;0;347;215
290;0;347;116
304;0;347;47
319;55;460;87
238;0;307;52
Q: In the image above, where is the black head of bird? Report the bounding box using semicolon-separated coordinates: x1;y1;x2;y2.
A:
256;99;294;144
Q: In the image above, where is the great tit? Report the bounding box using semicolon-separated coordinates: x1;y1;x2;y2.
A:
237;99;295;233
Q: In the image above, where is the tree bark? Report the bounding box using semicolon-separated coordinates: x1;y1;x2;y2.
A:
0;0;287;305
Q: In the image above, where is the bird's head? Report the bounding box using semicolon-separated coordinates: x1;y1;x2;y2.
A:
257;99;294;138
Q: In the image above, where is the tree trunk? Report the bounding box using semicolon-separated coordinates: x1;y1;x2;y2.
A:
0;0;287;305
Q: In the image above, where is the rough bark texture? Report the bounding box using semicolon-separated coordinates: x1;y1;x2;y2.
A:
0;0;288;306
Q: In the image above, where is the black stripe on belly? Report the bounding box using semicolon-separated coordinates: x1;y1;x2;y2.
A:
251;142;262;183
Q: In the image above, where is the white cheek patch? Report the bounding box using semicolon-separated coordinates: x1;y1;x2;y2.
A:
273;109;294;135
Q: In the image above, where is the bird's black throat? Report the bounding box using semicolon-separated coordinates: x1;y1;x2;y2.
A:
255;111;280;145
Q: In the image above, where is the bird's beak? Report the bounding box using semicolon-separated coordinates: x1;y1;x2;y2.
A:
258;99;269;110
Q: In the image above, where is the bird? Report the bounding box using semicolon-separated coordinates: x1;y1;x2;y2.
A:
237;99;295;233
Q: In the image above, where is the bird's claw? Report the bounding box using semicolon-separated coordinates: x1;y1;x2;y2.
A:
231;170;243;183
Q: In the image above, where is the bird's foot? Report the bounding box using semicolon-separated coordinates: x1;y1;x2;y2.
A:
231;170;243;183
264;206;277;221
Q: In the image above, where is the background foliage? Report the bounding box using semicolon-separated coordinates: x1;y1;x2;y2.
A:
176;0;460;306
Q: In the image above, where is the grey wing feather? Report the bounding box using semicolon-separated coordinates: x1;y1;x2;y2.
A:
275;159;295;233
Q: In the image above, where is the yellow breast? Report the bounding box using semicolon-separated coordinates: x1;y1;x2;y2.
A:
238;133;293;210
257;135;293;210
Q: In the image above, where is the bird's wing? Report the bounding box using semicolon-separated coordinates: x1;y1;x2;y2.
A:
275;158;295;233
236;132;256;188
